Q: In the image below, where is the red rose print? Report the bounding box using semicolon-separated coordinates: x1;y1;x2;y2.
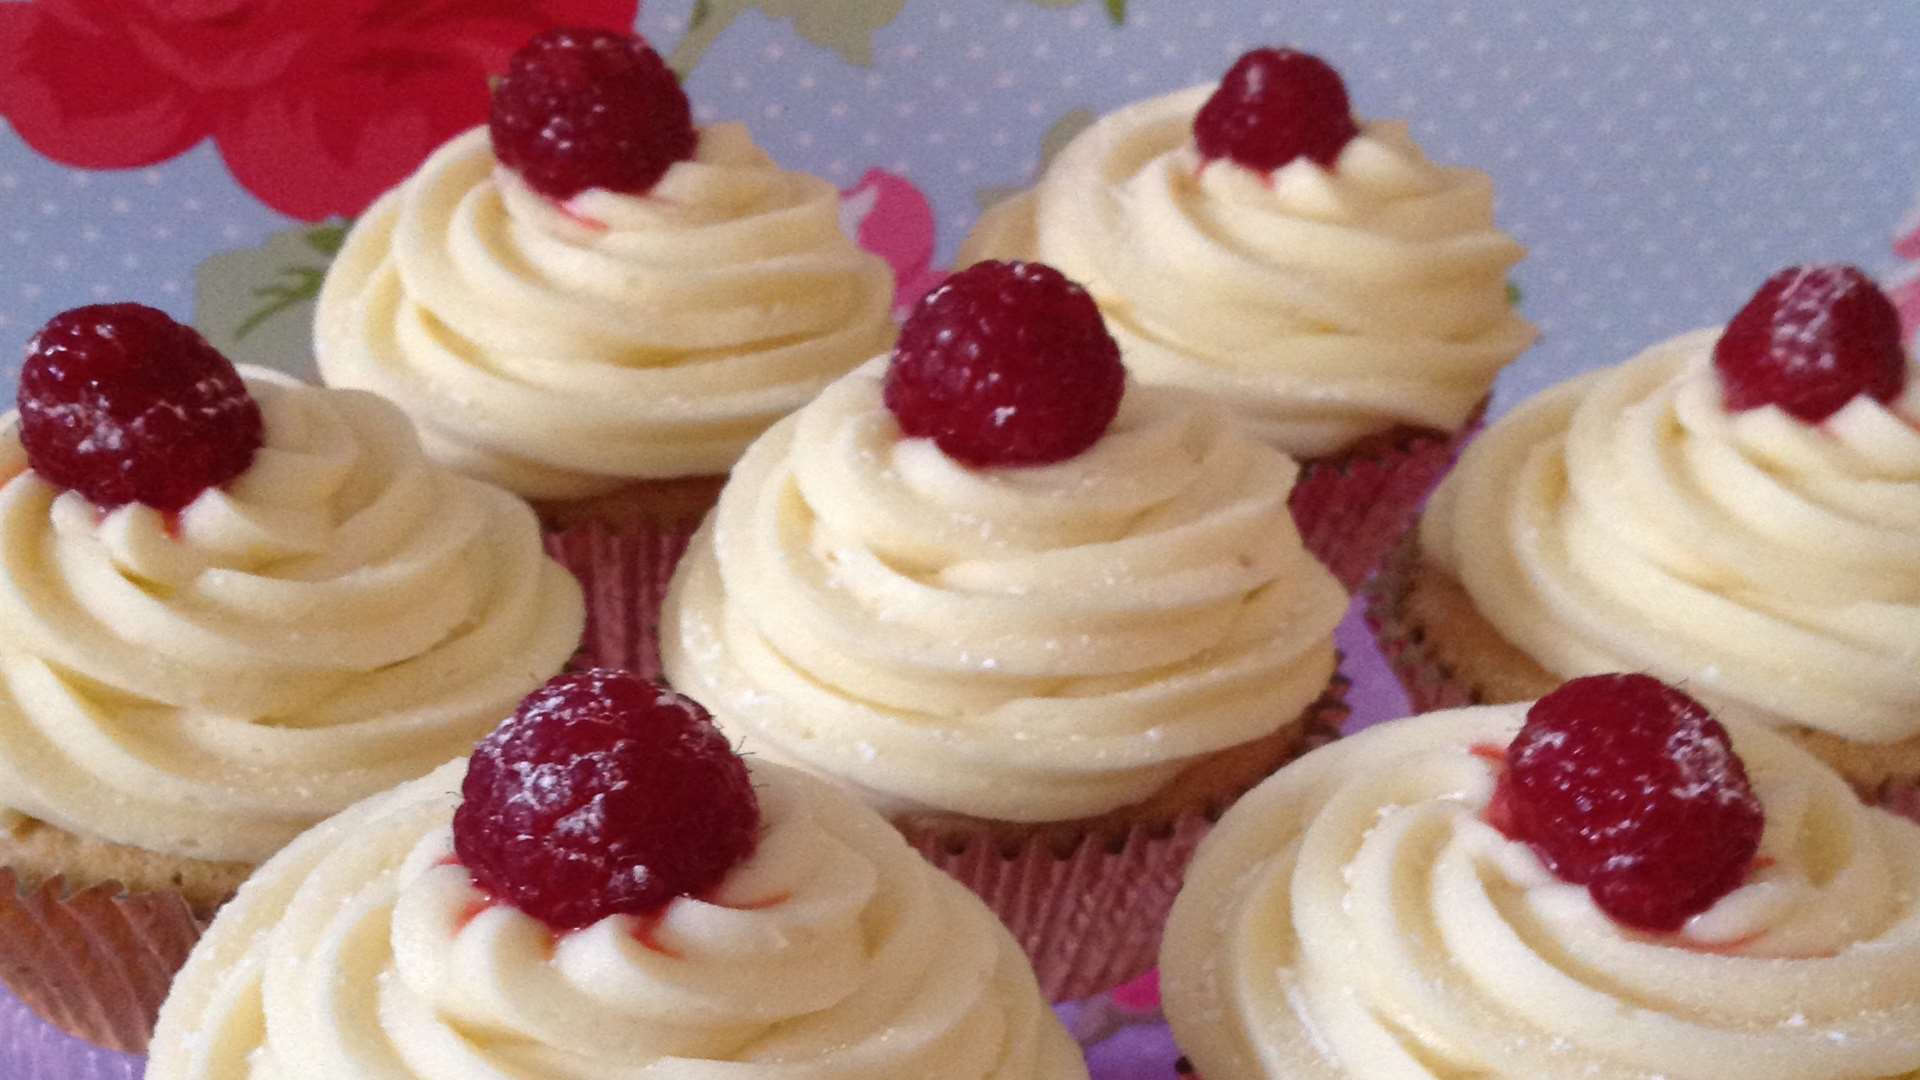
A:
0;0;639;221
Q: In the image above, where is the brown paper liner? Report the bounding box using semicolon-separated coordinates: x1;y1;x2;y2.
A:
539;477;723;679
1363;534;1560;715
1369;538;1920;811
0;867;213;1053
898;677;1349;1003
1289;401;1487;592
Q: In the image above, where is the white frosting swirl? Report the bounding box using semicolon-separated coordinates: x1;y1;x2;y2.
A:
316;124;897;499
660;361;1345;822
959;86;1535;457
1422;331;1920;743
0;371;584;864
1162;704;1920;1079
148;759;1087;1079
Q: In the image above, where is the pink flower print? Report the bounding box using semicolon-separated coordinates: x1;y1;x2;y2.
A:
1893;191;1920;344
839;168;946;319
1107;969;1164;1015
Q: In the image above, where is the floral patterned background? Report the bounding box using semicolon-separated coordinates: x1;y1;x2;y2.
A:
2;1;1919;1076
4;2;1920;395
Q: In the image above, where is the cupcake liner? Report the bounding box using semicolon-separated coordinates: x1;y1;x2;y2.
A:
544;517;704;679
1362;535;1491;715
899;681;1348;1003
0;867;211;1054
1289;402;1487;591
1369;543;1920;813
904;807;1209;1003
1874;777;1920;827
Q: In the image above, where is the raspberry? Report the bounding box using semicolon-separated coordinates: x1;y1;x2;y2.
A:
1713;264;1907;422
1193;48;1360;172
452;670;760;930
1497;674;1765;933
884;260;1125;467
489;28;696;201
18;303;262;513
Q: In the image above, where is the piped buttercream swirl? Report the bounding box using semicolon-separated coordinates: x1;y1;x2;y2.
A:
1421;330;1920;743
959;85;1535;457
316;123;896;499
1162;703;1920;1079
0;371;584;864
661;360;1345;822
148;759;1087;1079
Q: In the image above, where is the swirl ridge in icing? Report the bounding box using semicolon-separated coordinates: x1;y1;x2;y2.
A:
315;123;897;498
1162;703;1920;1079
1421;330;1920;743
660;360;1346;822
959;85;1536;457
0;370;585;863
147;759;1087;1079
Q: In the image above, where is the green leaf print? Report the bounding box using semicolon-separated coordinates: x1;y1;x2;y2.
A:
193;220;352;383
672;0;907;75
1022;0;1128;24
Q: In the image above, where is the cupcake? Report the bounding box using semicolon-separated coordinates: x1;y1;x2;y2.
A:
147;670;1088;1079
1163;674;1920;1079
660;261;1350;1000
958;48;1535;588
315;28;896;675
1372;264;1920;803
0;304;584;1050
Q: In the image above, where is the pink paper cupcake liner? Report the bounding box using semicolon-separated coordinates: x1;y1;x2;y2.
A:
904;812;1209;1004
1876;777;1920;827
0;868;212;1054
544;518;704;679
898;680;1348;1003
1289;403;1486;592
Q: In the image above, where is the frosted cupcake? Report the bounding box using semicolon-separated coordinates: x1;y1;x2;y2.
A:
959;48;1534;588
316;28;895;674
1372;264;1920;802
0;303;584;1050
661;261;1350;1000
148;670;1087;1079
1163;674;1920;1079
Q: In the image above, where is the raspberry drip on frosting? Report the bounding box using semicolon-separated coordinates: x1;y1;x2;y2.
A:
148;680;1087;1079
316;36;895;498
0;361;585;864
1422;299;1920;743
663;263;1343;822
958;67;1533;456
1162;692;1920;1079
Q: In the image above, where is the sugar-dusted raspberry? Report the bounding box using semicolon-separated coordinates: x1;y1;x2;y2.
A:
489;27;696;201
1713;264;1907;422
1193;47;1360;172
18;303;262;512
452;669;760;930
1497;674;1765;933
884;259;1125;468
